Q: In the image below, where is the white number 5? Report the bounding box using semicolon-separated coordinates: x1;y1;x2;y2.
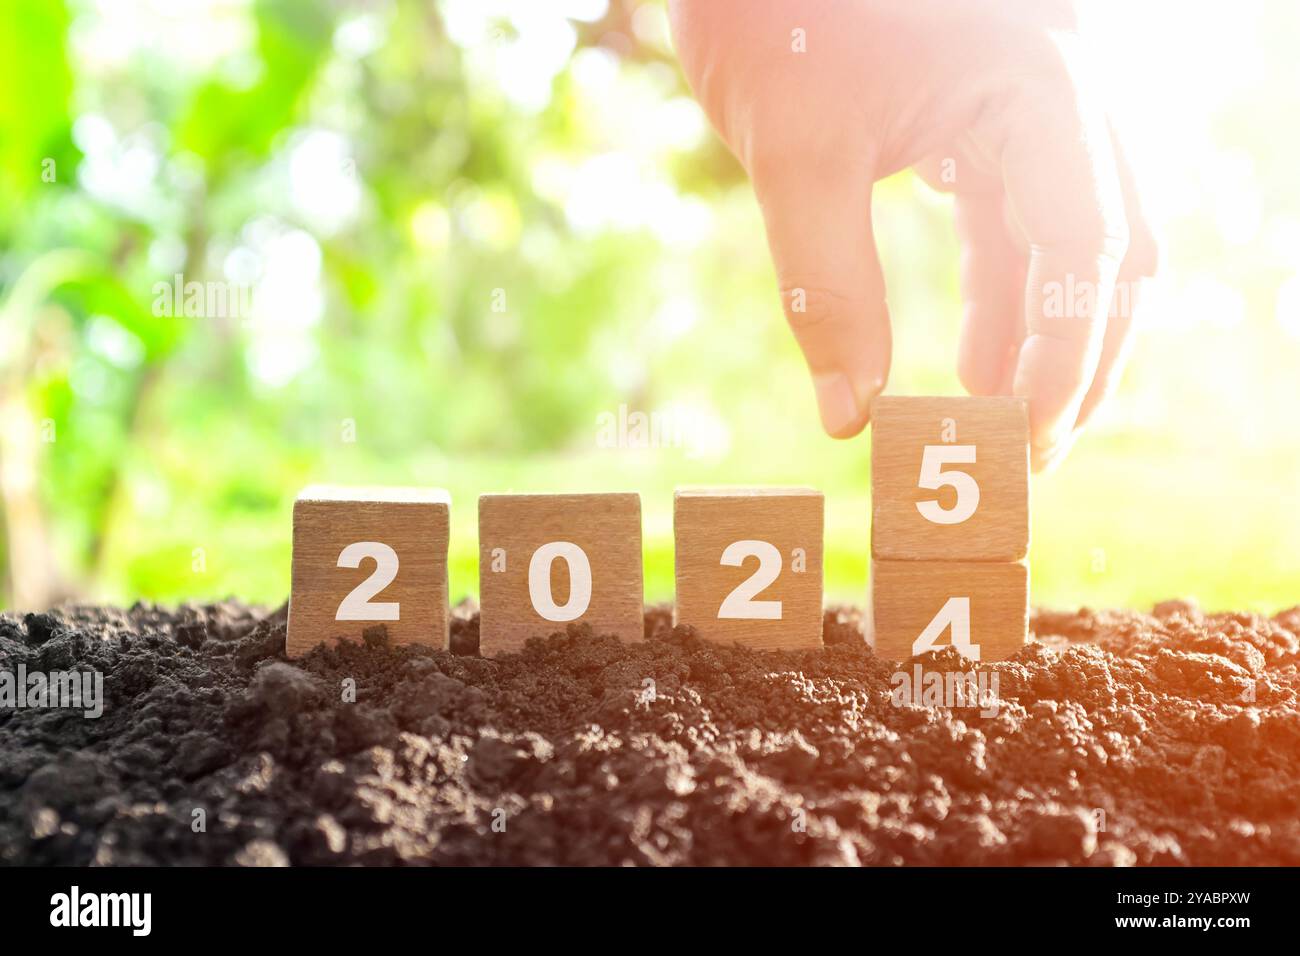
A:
916;444;979;525
335;542;400;621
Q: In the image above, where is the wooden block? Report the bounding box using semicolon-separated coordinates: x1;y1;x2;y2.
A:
287;485;450;658
478;493;643;656
868;558;1028;663
673;488;824;650
871;396;1028;561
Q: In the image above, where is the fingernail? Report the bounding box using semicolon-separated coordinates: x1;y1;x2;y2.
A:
813;372;860;435
1043;419;1076;451
1032;446;1062;474
1032;430;1077;474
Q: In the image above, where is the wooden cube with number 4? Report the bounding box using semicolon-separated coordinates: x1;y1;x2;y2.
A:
871;396;1028;562
478;493;644;657
674;488;824;650
869;558;1027;662
287;485;450;658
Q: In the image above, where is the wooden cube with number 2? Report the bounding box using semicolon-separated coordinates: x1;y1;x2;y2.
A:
673;488;824;650
286;485;451;658
478;493;644;657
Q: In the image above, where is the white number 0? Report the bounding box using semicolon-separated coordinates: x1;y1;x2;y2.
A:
916;444;979;525
335;541;400;621
528;541;593;622
717;540;782;620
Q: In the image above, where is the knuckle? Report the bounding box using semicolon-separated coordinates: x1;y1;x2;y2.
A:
746;111;870;191
750;139;835;191
1043;220;1129;271
1028;266;1119;337
1073;208;1130;265
1121;221;1160;278
779;283;837;329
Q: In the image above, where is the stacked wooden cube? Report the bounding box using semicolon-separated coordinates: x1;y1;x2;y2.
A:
868;397;1029;662
285;397;1028;663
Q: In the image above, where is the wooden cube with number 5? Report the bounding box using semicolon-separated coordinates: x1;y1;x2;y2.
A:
478;493;644;657
674;488;824;650
287;485;451;658
871;396;1028;562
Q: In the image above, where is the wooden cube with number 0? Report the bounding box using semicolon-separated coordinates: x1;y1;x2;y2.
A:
478;493;644;657
673;488;824;650
869;558;1027;662
871;396;1028;562
286;485;450;658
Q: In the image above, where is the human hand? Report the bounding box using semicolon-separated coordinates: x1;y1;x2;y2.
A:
668;0;1158;470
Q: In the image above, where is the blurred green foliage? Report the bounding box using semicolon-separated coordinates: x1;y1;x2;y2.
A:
1;0;1298;614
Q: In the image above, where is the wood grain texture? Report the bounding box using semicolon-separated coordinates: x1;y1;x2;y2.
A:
868;558;1028;662
286;485;450;658
673;487;824;650
478;492;643;657
871;396;1028;561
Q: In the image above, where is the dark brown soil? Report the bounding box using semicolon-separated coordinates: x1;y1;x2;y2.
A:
2;598;1298;866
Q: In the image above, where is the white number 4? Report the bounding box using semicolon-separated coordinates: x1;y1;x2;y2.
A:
916;444;979;524
913;596;979;662
335;541;400;621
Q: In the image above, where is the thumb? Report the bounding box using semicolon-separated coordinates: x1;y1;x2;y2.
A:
752;159;891;438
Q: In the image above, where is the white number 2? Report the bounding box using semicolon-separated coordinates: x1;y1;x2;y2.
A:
528;541;593;622
717;540;782;620
335;542;400;621
912;596;979;662
916;444;979;524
